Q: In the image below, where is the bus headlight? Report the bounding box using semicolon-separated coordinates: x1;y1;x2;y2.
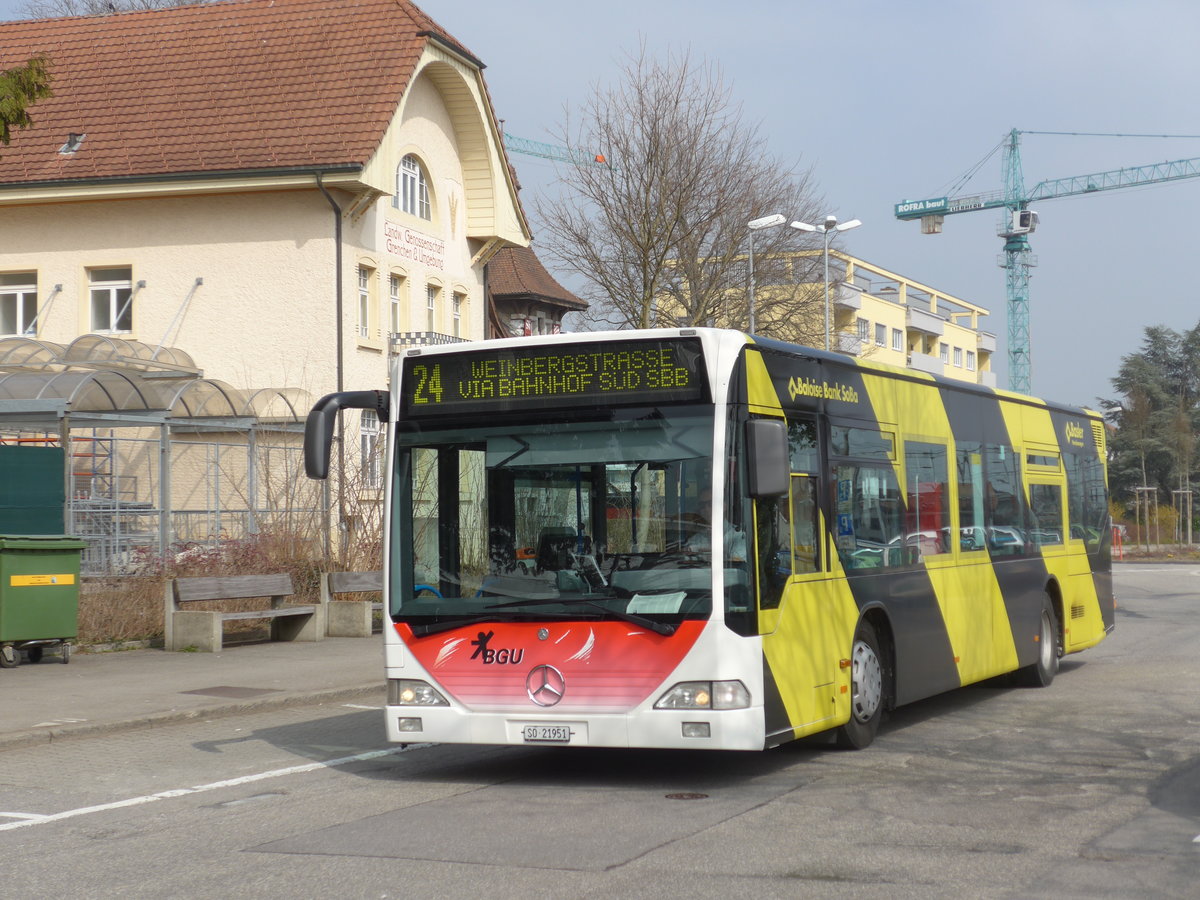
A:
654;680;750;710
388;678;449;707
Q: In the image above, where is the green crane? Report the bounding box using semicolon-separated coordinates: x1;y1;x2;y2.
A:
895;128;1200;394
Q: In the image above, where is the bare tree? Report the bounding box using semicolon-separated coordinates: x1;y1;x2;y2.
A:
0;54;52;151
537;46;830;339
18;0;208;17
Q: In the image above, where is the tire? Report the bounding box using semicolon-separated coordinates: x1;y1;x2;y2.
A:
1016;597;1060;687
60;642;72;665
0;644;19;669
836;620;886;749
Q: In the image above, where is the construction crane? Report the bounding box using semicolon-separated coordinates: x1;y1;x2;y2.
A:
502;132;608;167
895;128;1200;394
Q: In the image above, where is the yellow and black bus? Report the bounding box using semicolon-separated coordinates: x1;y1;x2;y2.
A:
305;328;1114;750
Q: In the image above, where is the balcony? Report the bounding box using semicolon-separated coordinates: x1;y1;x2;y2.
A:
833;282;863;311
978;370;998;388
906;306;945;337
834;333;864;356
908;351;944;377
977;332;997;353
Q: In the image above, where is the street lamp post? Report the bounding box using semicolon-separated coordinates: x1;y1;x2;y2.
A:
746;214;786;334
790;215;862;351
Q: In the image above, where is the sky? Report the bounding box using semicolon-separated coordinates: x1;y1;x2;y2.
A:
4;0;1200;409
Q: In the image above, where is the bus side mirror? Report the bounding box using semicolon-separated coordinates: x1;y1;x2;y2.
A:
304;390;390;479
746;418;789;497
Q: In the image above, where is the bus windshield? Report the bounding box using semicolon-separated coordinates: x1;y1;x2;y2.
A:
392;405;739;633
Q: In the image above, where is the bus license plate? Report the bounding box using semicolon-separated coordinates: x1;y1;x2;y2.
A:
522;724;571;743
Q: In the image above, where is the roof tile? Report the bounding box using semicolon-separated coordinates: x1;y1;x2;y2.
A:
489;245;586;310
0;0;468;185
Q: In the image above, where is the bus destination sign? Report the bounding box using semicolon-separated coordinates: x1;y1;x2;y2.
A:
400;337;707;416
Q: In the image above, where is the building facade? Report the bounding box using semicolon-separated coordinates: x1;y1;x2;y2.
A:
751;250;996;387
0;0;532;565
0;0;528;394
818;251;996;387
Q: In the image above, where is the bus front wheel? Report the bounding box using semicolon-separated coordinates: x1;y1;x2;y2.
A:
836;620;885;749
1016;597;1060;687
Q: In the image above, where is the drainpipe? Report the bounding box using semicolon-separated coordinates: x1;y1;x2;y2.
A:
316;173;346;559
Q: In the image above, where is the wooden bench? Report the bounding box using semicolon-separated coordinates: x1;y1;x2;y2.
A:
319;570;383;638
164;573;326;652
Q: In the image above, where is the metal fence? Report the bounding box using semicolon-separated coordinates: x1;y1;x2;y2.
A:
61;432;322;574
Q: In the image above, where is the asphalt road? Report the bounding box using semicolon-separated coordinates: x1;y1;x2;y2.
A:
1;564;1197;899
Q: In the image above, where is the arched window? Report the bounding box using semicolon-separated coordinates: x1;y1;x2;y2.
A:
396;154;431;219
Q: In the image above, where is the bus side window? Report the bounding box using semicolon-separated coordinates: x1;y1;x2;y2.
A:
1028;483;1064;547
754;493;791;609
1065;450;1108;549
834;463;905;571
984;444;1027;556
791;474;821;574
957;443;985;551
904;441;950;557
788;416;821;575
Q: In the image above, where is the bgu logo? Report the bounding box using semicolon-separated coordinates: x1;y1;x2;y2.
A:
469;630;525;665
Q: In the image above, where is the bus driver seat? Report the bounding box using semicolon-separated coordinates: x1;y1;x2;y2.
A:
536;527;587;573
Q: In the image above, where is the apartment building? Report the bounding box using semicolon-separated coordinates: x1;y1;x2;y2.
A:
820;251;996;387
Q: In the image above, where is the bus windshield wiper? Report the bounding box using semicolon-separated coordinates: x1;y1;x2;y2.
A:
408;612;543;637
484;596;676;636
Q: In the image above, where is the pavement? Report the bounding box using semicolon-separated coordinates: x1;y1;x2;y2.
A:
0;637;386;751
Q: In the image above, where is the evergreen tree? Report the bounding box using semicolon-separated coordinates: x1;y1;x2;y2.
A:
0;54;52;150
1103;323;1200;516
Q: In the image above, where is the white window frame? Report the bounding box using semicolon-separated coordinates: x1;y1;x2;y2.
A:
452;292;464;338
940;343;950;364
874;323;886;347
426;284;438;332
857;318;869;341
0;272;38;336
389;274;405;336
966;350;976;371
397;154;431;220
891;328;903;351
360;409;381;488
357;266;373;338
953;346;963;367
89;267;133;333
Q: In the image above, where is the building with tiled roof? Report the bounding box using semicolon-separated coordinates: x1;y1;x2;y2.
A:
486;244;586;338
0;0;533;561
0;0;528;390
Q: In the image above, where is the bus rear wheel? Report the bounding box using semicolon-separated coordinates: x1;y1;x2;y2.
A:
1016;597;1060;687
836;620;885;749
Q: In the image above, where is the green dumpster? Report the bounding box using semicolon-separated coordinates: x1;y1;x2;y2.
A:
0;535;86;668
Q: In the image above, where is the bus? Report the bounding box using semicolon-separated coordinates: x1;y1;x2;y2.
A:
304;328;1114;751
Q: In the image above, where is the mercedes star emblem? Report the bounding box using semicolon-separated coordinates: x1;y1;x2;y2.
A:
526;664;565;707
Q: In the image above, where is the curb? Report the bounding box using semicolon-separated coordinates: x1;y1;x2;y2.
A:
0;682;385;752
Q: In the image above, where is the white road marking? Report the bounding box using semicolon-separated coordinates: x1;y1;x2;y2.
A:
1116;566;1200;576
341;704;382;710
0;744;428;833
0;813;45;821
